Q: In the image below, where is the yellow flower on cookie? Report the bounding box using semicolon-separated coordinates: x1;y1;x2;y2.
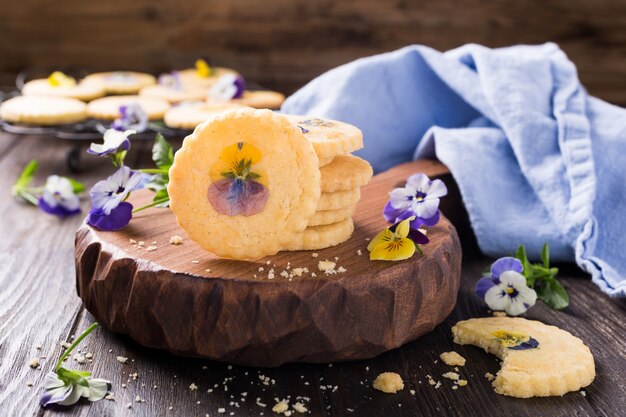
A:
47;71;77;87
368;216;416;261
195;59;213;78
492;329;539;350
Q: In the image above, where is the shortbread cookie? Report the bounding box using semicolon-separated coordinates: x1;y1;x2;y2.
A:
317;188;361;211
179;67;239;88
318;155;335;167
22;79;106;102
229;91;286;109
308;206;354;227
283;115;363;163
284;218;354;251
452;317;595;398
0;96;87;125
83;71;156;94
87;95;170;120
164;102;245;129
320;154;373;193
139;85;208;104
168;108;321;260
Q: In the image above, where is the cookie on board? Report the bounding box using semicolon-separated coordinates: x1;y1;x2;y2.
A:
139;84;208;104
87;95;170;120
283;115;363;165
83;71;156;94
452;317;595;398
22;78;106;102
0;96;87;125
308;206;355;227
317;188;361;211
168;108;321;260
284;218;354;251
164;102;245;129
320;154;373;193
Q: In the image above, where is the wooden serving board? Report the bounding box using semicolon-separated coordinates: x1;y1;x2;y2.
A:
75;159;461;366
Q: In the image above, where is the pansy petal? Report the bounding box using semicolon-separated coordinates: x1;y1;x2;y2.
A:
367;228;394;252
484;285;510;311
87;202;133;231
406;173;431;193
38;197;81;217
491;257;524;279
58;385;87;406
412;197;440;219
388;187;414;210
505;298;529;316
40;384;73;407
370;237;415;261
86;379;110;401
407;228;429;245
383;201;409;223
426;179;448;199
410;211;440;229
517;285;538;307
499;270;528;288
475;276;497;299
394;217;414;238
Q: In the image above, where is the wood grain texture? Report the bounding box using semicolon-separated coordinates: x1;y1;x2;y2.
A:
0;132;624;416
1;0;626;104
75;160;462;366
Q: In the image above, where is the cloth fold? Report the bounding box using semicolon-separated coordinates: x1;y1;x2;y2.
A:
282;43;626;297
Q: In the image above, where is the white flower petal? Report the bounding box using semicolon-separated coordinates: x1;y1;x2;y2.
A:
426;179;448;199
406;173;431;193
412;197;439;218
58;384;87;406
43;372;66;390
505;298;528;316
499;271;528;288
484;285;509;311
86;378;110;401
389;188;414;210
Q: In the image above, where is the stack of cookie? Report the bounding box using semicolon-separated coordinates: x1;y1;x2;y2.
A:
282;115;373;251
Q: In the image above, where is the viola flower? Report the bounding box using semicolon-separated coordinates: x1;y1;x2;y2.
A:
482;268;537;316
88;129;135;157
40;323;110;407
491;330;539;350
41;370;109;407
367;216;425;261
158;71;182;90
475;257;524;299
87;165;143;231
111;103;148;132
209;74;245;101
208;142;268;216
195;58;213;77
47;71;77;87
38;175;81;217
383;173;447;229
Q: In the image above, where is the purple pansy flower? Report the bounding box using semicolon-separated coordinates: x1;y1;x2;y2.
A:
40;371;109;407
111;103;148;132
475;257;537;316
87;129;135;157
38;175;81;217
209;74;246;101
208;178;269;216
86;166;143;231
158;71;182;90
383;173;447;229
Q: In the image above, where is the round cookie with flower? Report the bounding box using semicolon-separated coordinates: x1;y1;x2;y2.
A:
168;108;321;260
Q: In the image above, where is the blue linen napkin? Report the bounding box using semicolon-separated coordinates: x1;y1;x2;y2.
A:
281;43;626;297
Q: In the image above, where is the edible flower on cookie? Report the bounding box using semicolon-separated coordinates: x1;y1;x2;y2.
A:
209;74;246;101
47;71;77;87
368;173;447;261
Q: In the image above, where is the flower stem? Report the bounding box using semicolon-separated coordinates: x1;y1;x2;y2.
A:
139;168;169;174
18;190;40;206
132;197;170;213
55;323;98;371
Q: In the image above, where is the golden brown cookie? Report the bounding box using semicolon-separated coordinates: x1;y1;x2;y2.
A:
320;154;373;193
22;78;106;102
0;95;87;125
87;95;170;120
452;317;595;398
229;91;286;110
139;84;208;104
83;71;156;94
164;102;245;129
284;218;354;251
308;206;355;227
168;108;321;260
317;188;361;211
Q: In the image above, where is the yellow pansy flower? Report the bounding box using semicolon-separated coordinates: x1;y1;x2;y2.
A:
47;71;77;87
368;216;416;261
211;142;265;185
195;59;213;78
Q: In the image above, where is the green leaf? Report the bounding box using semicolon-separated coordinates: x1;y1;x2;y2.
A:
12;160;38;196
541;243;550;268
152;133;174;170
64;177;85;194
536;279;569;310
153;188;170;207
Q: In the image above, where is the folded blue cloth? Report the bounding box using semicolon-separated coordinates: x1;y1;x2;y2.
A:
282;43;626;297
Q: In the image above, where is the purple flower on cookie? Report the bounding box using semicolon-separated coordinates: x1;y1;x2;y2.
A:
209;74;246;101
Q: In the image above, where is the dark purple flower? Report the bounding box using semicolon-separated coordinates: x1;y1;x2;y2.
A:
384;201;441;229
384;173;447;227
37;175;81;217
389;220;430;245
87;202;133;231
207;178;269;216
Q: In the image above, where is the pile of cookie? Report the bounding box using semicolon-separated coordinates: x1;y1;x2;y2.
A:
168;108;372;260
0;62;285;128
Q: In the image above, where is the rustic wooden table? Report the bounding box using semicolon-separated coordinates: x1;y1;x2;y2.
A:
0;132;624;417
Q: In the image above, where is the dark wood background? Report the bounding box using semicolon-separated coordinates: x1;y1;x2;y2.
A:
1;0;626;103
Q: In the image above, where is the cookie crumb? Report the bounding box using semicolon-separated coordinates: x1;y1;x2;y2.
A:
272;399;289;414
145;245;157;252
492;311;507;317
189;383;198;391
372;372;404;393
443;372;460;381
29;358;40;369
105;393;115;401
440;351;466;367
116;356;128;364
581;390;587;397
357;249;362;256
485;372;496;381
169;235;183;245
293;402;308;413
292;267;304;277
457;379;468;387
318;260;336;272
191;260;200;264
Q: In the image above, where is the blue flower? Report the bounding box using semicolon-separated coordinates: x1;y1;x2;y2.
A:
209;74;246;100
476;257;537;316
111;103;148;132
87;129;135;157
86;166;143;231
38;175;81;217
383;173;447;229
